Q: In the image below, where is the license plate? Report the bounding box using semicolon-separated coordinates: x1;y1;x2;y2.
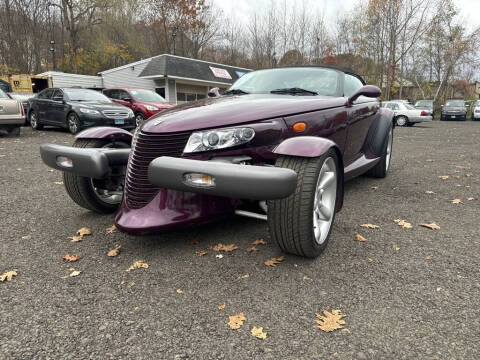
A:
115;118;125;125
451;115;456;119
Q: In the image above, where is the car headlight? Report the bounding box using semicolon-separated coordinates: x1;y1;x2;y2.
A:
79;108;100;115
127;109;134;117
184;127;255;153
145;105;159;111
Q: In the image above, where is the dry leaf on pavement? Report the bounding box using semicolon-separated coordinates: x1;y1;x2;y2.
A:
264;256;285;267
426;159;434;162
360;224;380;229
196;250;208;256
451;198;463;204
212;243;238;252
0;270;18;282
438;175;449;180
70;270;81;277
63;254;80;262
107;245;121;257
77;227;92;237
218;304;226;310
228;313;247;329
126;260;149;272
394;219;412;228
245;246;258;253
252;239;267;245
54;181;63;185
355;234;366;242
251;326;267;339
238;274;249;279
420;223;440;230
176;289;183;294
69;235;84;242
467;197;475;201
425;190;435;194
106;225;116;234
370;186;378;190
315;310;346;332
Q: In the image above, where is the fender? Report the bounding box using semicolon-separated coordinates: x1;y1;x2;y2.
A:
273;136;344;212
363;108;394;158
76;126;133;145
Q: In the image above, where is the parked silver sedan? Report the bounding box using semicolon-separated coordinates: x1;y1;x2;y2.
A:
382;101;433;126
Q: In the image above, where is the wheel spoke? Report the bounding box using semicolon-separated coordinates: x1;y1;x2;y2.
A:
318;171;335;190
316;203;332;221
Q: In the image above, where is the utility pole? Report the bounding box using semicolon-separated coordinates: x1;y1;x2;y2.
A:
172;26;178;55
50;40;56;71
48;2;57;71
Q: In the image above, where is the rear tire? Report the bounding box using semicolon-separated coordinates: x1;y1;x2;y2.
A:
396;116;408;126
367;125;393;178
267;150;339;258
63;139;128;213
29;110;43;130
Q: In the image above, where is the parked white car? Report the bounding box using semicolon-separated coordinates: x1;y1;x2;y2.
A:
382;101;433;126
471;100;480;121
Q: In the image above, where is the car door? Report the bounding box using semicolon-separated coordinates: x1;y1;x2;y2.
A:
35;89;54;121
115;89;134;110
50;89;67;124
343;74;379;166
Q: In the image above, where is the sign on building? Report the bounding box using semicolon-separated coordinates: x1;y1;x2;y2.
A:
209;66;232;80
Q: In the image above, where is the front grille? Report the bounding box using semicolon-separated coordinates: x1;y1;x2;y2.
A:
125;130;191;209
102;109;130;119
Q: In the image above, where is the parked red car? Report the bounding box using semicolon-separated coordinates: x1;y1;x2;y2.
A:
102;88;173;126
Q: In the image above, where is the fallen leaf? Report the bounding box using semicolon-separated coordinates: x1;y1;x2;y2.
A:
394;219;412;228
54;181;63;185
212;243;238;252
76;227;92;237
438;175;449;180
195;250;208;256
465;173;472;177
228;313;247;329
367;258;373;262
120;280;125;285
451;198;463;204
426;159;434;162
245;246;258;253
467;197;475;201
360;224;380;229
126;260;149;272
238;274;249;279
420;223;441;230
425;190;435;194
303;275;311;280
218;304;226;310
453;175;460;179
21;235;31;240
69;235;84;242
106;225;116;234
0;270;18;282
252;239;267;246
251;326;267;339
216;254;224;259
466;185;471;189
395;247;400;251
62;254;80;262
107;245;121;257
176;289;183;294
48;169;54;172
264;256;285;267
188;238;200;245
370;186;378;190
355;233;366;242
315;310;346;332
70;270;81;277
425;256;431;260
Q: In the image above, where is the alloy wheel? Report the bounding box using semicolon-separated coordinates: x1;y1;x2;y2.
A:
385;127;393;171
313;157;337;245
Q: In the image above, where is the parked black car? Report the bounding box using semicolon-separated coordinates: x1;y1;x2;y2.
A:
28;88;135;134
440;99;467;121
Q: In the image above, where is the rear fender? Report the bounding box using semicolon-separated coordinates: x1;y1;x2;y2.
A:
273;136;344;212
363;108;394;157
76;127;133;145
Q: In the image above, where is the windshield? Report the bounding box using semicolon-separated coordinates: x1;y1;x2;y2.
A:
130;89;165;102
0;89;8;99
228;67;340;96
445;100;465;107
64;89;111;102
415;100;432;107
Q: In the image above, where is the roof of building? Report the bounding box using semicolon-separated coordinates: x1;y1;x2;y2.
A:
138;54;251;84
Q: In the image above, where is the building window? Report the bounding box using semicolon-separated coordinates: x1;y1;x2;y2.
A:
176;91;206;104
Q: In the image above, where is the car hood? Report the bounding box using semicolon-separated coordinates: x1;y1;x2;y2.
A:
140;101;173;109
71;101;130;110
142;94;347;133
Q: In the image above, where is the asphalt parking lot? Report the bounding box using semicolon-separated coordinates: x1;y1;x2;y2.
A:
1;122;479;360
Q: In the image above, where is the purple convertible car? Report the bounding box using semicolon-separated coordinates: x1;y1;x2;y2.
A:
40;66;394;258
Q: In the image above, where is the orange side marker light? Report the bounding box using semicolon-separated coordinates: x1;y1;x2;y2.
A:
293;122;306;132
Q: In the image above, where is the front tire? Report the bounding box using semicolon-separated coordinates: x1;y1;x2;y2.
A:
268;150;339;258
396;116;408;126
29;110;43;130
135;112;146;126
67;112;81;134
63;139;128;213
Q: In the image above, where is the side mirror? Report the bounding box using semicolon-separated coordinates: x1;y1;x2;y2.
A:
346;85;381;107
208;87;220;98
123;97;132;102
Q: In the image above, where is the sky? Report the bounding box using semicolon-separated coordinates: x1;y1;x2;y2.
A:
212;0;480;32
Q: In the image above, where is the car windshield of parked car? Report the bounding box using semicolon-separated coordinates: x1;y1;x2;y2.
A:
64;89;111;102
130;89;165;102
415;100;432;107
445;100;464;107
0;89;8;99
228;67;340;96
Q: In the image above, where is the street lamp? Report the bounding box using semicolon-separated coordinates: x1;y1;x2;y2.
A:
172;26;179;55
50;40;56;71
